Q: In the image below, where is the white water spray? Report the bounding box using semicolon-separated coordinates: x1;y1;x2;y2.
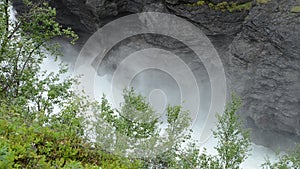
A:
8;5;278;168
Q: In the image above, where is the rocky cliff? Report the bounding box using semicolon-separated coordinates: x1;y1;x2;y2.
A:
12;0;300;150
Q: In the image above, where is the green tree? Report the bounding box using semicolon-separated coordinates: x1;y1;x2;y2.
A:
199;95;251;169
0;1;142;168
93;88;199;168
2;1;298;169
214;94;251;169
262;145;300;169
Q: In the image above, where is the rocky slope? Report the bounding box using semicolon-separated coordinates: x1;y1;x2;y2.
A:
12;0;300;150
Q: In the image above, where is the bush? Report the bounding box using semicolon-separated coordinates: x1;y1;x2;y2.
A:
0;1;142;168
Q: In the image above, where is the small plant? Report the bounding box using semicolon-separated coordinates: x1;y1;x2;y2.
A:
291;6;300;13
262;145;300;169
196;1;205;6
257;0;271;4
186;1;253;12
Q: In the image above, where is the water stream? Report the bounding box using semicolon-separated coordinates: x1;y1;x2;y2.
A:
9;5;278;168
46;40;277;168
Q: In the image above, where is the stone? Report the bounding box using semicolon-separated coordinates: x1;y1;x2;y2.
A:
12;0;300;150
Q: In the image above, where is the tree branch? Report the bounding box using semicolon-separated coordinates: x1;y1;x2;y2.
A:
0;0;10;57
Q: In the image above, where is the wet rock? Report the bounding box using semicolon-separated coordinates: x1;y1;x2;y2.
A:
12;0;300;150
228;0;300;149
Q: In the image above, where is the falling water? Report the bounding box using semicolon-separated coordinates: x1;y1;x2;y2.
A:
55;39;277;168
8;5;278;168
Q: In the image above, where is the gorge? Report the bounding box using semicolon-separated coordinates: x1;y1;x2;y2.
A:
10;0;300;167
19;0;300;150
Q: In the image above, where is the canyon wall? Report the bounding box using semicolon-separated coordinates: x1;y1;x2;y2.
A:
12;0;300;150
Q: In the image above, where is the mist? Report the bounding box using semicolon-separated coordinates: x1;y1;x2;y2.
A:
43;37;278;168
6;3;280;168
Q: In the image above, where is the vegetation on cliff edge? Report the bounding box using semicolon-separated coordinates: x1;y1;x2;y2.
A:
0;0;299;168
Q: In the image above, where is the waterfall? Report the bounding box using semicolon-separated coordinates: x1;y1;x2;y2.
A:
8;4;278;168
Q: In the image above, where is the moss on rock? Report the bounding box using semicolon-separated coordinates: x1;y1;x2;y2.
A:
257;0;271;4
186;1;253;12
291;6;300;13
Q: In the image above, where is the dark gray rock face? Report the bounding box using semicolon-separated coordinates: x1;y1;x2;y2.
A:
228;0;300;149
12;0;300;150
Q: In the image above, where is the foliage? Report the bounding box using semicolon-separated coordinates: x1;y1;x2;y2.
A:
257;0;271;4
291;6;300;13
0;0;77;103
198;95;251;169
93;91;254;169
213;95;251;169
1;0;299;169
261;145;300;169
0;1;142;168
186;1;253;12
92;88;195;168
